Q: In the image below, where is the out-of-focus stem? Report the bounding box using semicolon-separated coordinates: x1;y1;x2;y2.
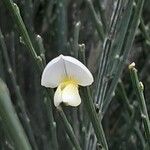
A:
85;0;105;41
72;22;81;58
117;80;133;114
55;0;68;54
139;18;150;46
95;0;108;32
0;79;32;150
78;44;86;65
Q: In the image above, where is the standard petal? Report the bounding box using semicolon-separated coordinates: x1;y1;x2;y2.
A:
54;86;63;107
41;55;94;88
62;84;81;107
41;55;67;88
63;56;94;86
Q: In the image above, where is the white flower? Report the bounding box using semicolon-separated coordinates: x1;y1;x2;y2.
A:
41;55;94;107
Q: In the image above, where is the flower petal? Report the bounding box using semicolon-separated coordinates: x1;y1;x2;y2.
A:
62;84;81;107
63;56;94;86
41;55;94;88
41;55;66;88
54;86;63;107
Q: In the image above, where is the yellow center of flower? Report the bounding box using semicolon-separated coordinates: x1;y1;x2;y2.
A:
59;78;78;90
54;79;81;107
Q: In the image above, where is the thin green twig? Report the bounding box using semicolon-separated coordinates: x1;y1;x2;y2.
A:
0;79;32;150
139;18;150;46
56;0;68;54
58;107;82;150
82;87;108;150
85;0;105;41
78;42;108;149
2;0;43;71
117;80;133;115
95;0;108;32
35;35;46;66
134;124;146;149
116;80;146;149
129;63;150;146
78;44;86;65
72;22;81;58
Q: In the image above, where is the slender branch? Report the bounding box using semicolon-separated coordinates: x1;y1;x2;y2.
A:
55;0;68;54
58;107;82;150
129;63;150;146
85;0;105;41
134;124;146;149
78;44;86;65
2;0;43;71
72;22;81;58
44;94;58;149
35;35;46;66
0;79;32;150
117;80;133;115
95;0;108;31
116;80;146;149
139;18;150;46
82;87;108;150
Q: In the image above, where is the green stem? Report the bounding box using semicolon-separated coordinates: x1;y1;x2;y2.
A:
72;22;81;58
78;44;86;65
2;0;43;71
95;0;123;107
82;87;108;150
134;124;146;149
129;64;150;146
58;107;82;150
44;89;58;150
102;0;145;115
55;0;68;54
122;104;137;141
117;80;133;114
0;79;32;150
85;0;105;41
116;80;146;149
35;35;46;66
139;18;150;46
95;0;108;31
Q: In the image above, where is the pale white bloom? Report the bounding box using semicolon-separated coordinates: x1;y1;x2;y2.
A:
41;55;94;107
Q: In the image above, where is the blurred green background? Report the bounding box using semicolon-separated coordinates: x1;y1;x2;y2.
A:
0;0;150;150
